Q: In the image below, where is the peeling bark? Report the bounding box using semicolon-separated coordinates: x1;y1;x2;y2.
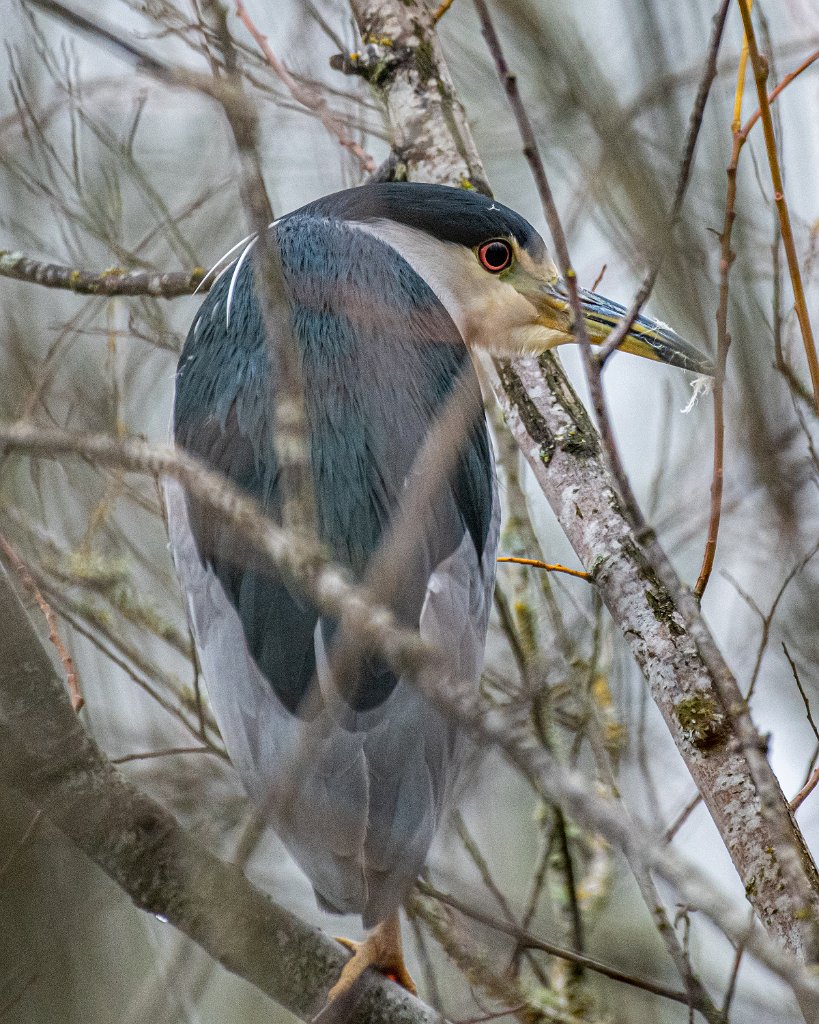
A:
347;0;489;193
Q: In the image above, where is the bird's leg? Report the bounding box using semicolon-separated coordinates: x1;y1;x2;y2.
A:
328;911;417;1001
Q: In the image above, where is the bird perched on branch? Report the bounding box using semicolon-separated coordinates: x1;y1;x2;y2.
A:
166;182;711;1001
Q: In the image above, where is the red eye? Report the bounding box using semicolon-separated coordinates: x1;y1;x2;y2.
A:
478;239;513;273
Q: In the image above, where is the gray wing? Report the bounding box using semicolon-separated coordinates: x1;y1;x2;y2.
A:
168;212;499;922
167;478;370;910
167;473;499;923
359;482;500;923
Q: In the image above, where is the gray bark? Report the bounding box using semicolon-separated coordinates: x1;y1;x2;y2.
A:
0;564;440;1024
347;0;819;967
489;354;819;955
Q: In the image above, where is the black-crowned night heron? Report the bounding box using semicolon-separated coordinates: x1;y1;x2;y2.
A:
166;182;710;1000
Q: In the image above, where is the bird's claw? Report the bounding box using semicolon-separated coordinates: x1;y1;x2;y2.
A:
327;914;417;1002
332;935;361;955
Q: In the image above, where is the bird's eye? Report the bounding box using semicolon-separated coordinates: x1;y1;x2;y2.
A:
478;239;513;273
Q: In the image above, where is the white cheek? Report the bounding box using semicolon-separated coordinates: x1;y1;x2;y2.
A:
460;278;547;352
350;219;540;351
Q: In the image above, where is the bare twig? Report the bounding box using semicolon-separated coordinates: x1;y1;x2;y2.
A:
203;0;317;537
722;910;755;1018
694;26;748;598
784;643;819;813
492;583;531;687
453;812;550;987
731;10;751;133
582;679;722;1021
233;0;375;172
416;881;708;1012
784;643;819;745
721;541;819;702
407;913;445;1015
471;0;643;539
743;48;819;138
0;531;83;711
410;890;585;1024
496;557;591;581
637;869;715;1023
695;43;819;596
519;824;553;935
595;0;731;366
0;251;205;296
665;792;703;844
736;0;819;415
551;808;585;966
790;768;819;815
22;0;317;542
433;0;455;22
26;0;249;106
590;263;607;293
110;745;214;764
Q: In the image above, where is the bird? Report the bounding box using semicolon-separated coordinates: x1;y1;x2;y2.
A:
165;182;712;1001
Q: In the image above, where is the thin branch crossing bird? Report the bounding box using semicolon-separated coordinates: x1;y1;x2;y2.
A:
167;182;711;1001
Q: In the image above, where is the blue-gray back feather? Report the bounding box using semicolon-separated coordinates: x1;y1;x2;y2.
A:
169;200;498;922
174;213;492;714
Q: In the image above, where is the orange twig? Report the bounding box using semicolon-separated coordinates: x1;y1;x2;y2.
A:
695;43;819;597
743;48;819;137
233;0;375;174
433;0;456;20
737;0;819;414
0;533;84;712
730;1;751;133
497;556;591;581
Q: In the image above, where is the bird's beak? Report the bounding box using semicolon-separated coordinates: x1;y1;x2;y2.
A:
522;274;714;376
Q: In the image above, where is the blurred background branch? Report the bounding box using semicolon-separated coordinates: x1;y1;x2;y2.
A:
0;561;442;1024
2;0;819;1021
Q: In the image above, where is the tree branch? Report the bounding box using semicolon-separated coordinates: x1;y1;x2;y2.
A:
2;421;819;1010
736;0;819;415
347;0;819;980
233;0;375;173
0;250;205;297
0;561;441;1024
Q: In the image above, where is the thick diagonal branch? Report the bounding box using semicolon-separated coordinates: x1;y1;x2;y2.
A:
1;436;818;1009
346;0;819;968
488;354;819;953
0;562;441;1024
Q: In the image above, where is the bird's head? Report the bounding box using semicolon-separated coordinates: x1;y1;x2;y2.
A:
298;183;713;376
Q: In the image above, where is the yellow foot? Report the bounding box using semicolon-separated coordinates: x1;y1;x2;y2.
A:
328;912;417;1001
